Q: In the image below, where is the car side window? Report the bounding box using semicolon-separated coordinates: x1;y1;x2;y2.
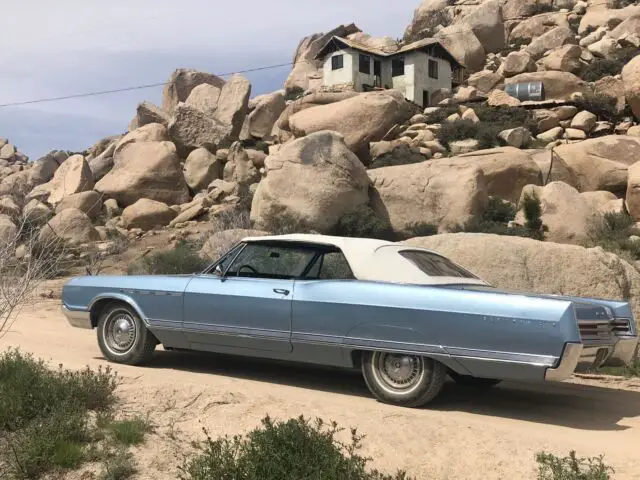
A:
303;251;355;280
318;252;354;280
226;244;316;279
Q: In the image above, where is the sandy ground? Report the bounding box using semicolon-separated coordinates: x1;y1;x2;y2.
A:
3;297;640;480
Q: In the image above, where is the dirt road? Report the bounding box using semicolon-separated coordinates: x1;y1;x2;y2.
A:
3;298;640;479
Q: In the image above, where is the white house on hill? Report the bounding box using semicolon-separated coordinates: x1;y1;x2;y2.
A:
315;36;465;107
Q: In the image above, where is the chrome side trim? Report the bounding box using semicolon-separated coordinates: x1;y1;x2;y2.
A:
545;343;582;381
62;305;92;329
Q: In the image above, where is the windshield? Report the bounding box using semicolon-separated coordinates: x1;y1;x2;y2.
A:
399;250;478;279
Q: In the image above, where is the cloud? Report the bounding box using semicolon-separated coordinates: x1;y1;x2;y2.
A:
0;0;420;158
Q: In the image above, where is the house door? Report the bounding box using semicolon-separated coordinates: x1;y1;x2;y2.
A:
423;90;430;107
374;60;381;87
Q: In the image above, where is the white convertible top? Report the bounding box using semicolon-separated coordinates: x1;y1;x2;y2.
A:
242;234;489;286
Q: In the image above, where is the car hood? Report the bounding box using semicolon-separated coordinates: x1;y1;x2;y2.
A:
443;284;633;321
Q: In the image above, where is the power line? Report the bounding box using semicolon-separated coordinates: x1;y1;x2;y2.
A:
0;61;298;109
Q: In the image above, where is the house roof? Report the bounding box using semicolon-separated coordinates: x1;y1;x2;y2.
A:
315;35;464;69
241;233;488;286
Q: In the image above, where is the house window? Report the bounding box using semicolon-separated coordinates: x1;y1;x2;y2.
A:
331;55;344;71
392;57;405;77
359;54;371;74
428;59;439;79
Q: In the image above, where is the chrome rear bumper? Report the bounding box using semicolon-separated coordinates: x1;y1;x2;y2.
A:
545;336;638;381
62;305;92;329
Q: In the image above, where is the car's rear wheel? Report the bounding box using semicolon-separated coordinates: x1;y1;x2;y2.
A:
361;351;447;407
97;303;156;365
449;371;502;388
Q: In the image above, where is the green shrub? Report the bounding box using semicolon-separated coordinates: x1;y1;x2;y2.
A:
573;93;619;121
586;211;640;263
536;451;614;480
435;105;538;151
522;191;546;240
332;207;396;240
179;416;411;480
424;105;459;124
127;239;209;275
107;417;152;446
0;350;119;479
598;356;640;377
99;449;137;480
284;86;305;102
405;222;438;238
582;46;639;83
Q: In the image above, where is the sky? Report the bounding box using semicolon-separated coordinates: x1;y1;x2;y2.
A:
0;0;421;159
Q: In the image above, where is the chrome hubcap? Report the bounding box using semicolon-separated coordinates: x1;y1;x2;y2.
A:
376;352;423;390
106;312;137;352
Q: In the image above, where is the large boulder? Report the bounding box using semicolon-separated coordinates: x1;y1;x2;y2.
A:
503;0;553;20
38;208;100;246
55;191;103;219
369;158;488;234
285;23;361;92
443;147;542;202
248;91;286;138
406;233;640;320
114;123;168;154
223;143;261;188
23;200;52;226
518;182;606;243
129;101;170;130
121;199;177;231
526;148;579;188
95;141;190;207
502;51;536;77
467;70;504;93
0;214;17;244
275;91;359;134
88;141;117;181
459;0;505;53
185;84;221;116
435;25;485;72
404;0;454;40
168;103;233;157
594;75;627;114
288;91;410;157
625;161;640;221
505;71;588;101
540;44;583;73
509;12;570;43
0;171;34;199
162;69;225;115
526;26;577;60
553;136;640;192
184;148;222;192
28;154;60;186
250;131;370;233
578;4;640;35
46;154;94;205
622;55;640;120
215;75;251;140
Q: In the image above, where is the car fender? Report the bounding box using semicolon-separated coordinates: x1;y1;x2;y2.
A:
88;293;149;327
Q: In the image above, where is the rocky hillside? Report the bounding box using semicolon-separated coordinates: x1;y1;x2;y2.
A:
3;0;640;313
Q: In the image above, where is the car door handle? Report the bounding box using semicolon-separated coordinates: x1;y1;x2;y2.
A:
273;288;290;296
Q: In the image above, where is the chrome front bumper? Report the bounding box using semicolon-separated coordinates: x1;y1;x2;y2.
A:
545;336;638;381
62;305;92;329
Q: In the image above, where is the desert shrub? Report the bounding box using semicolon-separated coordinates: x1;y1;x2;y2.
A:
522;191;547;240
99;448;137;480
284;86;304;102
127;239;208;275
211;208;252;232
531;2;554;14
582;46;640;83
107;417;152;446
586;211;640;262
239;138;269;154
332;207;397;240
405;222;438;238
0;350;119;479
536;451;614;480
423;105;459;124
179;416;411;480
436;106;538;151
573;93;620;121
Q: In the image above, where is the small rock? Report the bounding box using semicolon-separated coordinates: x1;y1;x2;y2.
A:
537;126;564;142
564;128;587;140
461;109;480;123
498;127;532;148
446;113;461;123
410;114;427;125
628;125;640;137
488;89;521;107
570;111;597;132
553;105;578;121
592;121;614;135
450;139;481;155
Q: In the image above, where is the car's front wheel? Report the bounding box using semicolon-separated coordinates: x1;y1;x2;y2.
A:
97;303;157;365
361;351;447;407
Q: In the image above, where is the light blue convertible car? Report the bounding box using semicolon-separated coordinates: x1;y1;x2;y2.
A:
62;234;639;407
